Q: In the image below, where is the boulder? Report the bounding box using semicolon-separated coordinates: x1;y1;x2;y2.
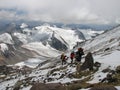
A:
116;65;120;73
80;52;94;71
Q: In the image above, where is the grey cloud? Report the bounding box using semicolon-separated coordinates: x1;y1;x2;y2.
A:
0;0;119;24
116;18;120;24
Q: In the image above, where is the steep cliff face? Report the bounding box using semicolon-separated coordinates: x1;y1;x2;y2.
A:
50;36;68;51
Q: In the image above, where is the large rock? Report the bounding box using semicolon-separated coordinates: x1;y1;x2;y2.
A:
30;83;66;90
116;65;120;73
81;52;94;71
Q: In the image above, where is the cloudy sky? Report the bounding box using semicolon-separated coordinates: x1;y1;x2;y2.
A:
0;0;120;25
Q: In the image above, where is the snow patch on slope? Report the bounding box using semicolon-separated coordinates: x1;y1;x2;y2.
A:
83;26;120;52
20;23;28;29
22;42;61;57
0;33;13;44
94;50;120;67
15;58;43;68
13;32;28;44
79;29;104;39
0;43;8;52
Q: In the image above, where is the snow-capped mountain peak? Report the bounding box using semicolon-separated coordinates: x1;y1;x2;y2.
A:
16;24;85;51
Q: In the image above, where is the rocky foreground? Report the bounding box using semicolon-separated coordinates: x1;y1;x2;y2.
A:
0;53;120;90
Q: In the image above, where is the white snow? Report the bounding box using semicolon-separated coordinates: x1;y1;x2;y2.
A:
22;86;32;90
20;23;28;29
22;42;61;57
0;78;19;90
80;29;104;39
83;26;120;52
0;43;8;52
95;50;120;67
87;50;120;84
49;78;79;84
13;25;120;86
79;86;120;90
15;25;83;50
13;32;28;44
79;89;90;90
15;58;44;68
12;25;85;58
0;24;120;90
116;86;120;90
0;33;13;44
34;25;83;49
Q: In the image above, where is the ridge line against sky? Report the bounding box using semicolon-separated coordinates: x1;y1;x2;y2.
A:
0;0;120;25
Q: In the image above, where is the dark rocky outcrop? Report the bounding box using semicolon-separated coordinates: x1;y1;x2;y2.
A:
116;65;120;73
30;83;66;90
49;32;68;51
80;52;94;71
94;62;101;68
12;36;23;47
101;74;118;83
75;30;86;40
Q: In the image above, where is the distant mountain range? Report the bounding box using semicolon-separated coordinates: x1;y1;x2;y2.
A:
0;20;115;34
0;23;104;65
